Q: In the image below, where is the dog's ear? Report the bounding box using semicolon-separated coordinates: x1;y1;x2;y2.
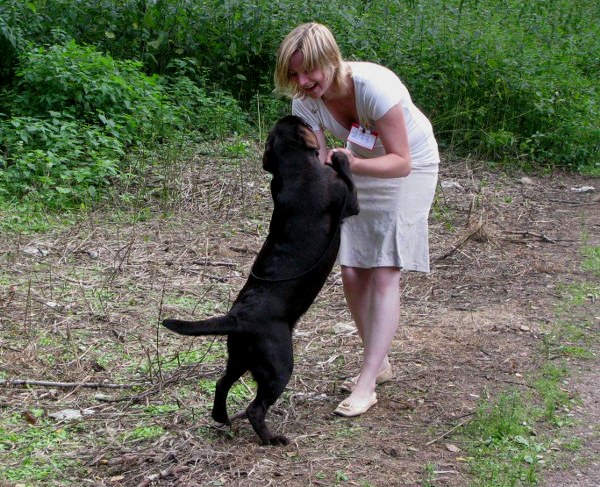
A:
262;136;276;173
299;125;319;152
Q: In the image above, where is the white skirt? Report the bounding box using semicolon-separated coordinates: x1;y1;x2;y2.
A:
338;163;439;272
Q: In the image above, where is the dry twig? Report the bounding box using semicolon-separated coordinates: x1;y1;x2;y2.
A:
0;379;141;389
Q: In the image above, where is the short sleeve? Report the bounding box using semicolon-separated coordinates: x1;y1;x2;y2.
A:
352;63;405;122
292;98;322;131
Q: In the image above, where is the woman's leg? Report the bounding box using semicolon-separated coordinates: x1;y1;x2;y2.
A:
341;266;373;342
337;266;401;413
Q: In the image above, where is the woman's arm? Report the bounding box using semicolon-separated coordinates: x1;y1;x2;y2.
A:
315;129;329;164
328;104;412;178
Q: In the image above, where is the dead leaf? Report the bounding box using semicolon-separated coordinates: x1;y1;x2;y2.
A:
445;443;461;453
21;410;38;425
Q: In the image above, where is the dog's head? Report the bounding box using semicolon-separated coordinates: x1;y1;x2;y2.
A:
262;115;320;174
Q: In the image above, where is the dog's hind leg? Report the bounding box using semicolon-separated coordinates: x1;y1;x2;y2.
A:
246;335;293;446
212;346;248;424
246;382;290;446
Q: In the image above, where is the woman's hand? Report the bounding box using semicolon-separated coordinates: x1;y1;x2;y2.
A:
335;104;412;178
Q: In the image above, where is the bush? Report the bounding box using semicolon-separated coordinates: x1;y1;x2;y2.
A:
163;59;249;138
0;114;123;209
0;40;248;209
10;39;171;143
1;0;597;172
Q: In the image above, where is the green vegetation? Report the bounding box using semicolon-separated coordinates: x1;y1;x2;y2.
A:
463;390;549;486
1;1;598;228
0;410;80;484
0;38;247;215
455;243;598;486
0;3;598;484
582;245;600;277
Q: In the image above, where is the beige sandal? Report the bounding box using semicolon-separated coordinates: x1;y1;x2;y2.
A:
340;359;393;393
334;392;378;417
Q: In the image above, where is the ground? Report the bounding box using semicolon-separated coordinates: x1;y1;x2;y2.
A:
0;148;598;487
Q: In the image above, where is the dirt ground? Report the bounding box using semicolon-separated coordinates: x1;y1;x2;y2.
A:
0;150;598;487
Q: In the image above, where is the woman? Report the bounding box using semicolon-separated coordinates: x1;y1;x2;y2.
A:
274;23;439;417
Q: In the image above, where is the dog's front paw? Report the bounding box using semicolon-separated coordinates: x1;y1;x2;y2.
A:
212;410;230;425
330;151;349;172
264;434;290;446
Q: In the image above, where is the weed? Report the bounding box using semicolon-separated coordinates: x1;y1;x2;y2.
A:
335;469;349;483
421;462;437;487
581;245;600;277
561;437;583;452
123;425;165;442
532;363;572;425
140;404;180;416
460;391;546;486
0;412;79;484
333;423;363;439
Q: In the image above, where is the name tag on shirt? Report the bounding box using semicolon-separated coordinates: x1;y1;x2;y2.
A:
347;123;378;150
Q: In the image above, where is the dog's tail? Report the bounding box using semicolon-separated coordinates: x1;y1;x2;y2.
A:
162;315;237;336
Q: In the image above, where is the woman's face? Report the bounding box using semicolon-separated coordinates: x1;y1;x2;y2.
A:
288;51;333;99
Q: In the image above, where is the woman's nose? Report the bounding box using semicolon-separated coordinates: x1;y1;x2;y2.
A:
297;72;309;85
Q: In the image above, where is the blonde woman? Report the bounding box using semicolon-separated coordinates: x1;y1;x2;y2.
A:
275;23;439;417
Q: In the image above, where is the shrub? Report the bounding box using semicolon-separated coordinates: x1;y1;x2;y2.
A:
0;114;123;208
0;40;248;210
1;0;597;171
10;39;171;144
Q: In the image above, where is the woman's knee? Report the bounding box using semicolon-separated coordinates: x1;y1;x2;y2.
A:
371;267;401;289
341;265;370;284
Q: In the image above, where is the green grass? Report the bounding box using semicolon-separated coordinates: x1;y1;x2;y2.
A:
142;340;228;377
582;245;600;277
421;462;437;487
0;199;79;234
452;239;598;486
460;391;548;486
122;424;166;442
0;411;80;485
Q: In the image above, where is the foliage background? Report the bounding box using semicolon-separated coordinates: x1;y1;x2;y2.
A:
0;0;598;215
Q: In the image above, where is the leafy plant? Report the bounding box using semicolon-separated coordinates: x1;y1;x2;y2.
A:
0;113;123;208
0;38;249;214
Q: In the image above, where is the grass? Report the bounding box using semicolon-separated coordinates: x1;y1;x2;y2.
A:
0;410;81;485
460;391;549;486
582;245;600;277
452;242;599;486
0;199;79;234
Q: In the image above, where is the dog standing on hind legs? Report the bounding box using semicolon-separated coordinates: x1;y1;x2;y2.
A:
162;115;359;445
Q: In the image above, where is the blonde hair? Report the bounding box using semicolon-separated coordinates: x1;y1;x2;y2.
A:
274;23;350;99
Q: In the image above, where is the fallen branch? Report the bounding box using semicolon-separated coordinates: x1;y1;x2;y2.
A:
502;230;557;244
190;258;237;268
0;379;141;389
425;414;474;446
136;465;190;487
434;222;488;262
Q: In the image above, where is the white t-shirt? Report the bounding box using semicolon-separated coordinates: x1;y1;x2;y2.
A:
292;62;439;167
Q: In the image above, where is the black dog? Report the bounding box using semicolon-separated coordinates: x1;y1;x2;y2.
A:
162;115;358;445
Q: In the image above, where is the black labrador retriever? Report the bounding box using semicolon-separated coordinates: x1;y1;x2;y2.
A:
162;115;359;445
